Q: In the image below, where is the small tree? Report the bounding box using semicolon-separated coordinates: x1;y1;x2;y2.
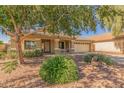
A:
0;5;123;64
0;6;44;64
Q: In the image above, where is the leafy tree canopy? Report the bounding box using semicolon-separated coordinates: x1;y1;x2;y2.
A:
96;5;124;36
0;5;123;37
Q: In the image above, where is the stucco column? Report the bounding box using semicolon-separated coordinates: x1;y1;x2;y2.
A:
36;40;42;49
70;40;75;53
22;39;25;51
90;41;95;52
54;39;60;53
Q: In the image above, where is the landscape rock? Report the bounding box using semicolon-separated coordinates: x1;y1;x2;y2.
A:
0;55;124;88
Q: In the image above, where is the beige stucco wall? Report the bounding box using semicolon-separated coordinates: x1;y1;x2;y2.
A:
94;41;121;53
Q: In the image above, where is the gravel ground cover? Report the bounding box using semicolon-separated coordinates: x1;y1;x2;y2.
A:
0;55;123;88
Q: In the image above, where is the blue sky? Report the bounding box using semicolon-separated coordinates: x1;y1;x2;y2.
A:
81;24;109;38
0;24;109;43
0;29;10;43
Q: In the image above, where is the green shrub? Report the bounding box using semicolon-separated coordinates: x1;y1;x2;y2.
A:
23;49;43;58
0;52;6;59
95;54;113;65
34;49;43;57
83;53;96;63
8;51;18;59
1;51;18;60
23;51;34;58
1;60;18;73
84;53;113;65
0;41;3;45
39;55;79;84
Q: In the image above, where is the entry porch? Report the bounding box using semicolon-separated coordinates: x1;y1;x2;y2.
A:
22;35;75;54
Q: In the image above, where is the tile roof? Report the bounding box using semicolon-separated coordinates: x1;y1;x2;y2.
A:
76;36;90;41
88;33;115;42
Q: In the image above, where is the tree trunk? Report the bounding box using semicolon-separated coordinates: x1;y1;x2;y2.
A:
16;39;24;64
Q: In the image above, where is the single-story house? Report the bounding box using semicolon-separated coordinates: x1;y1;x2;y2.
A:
89;32;124;54
10;30;94;54
10;30;124;54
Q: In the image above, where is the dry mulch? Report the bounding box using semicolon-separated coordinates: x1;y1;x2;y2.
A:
0;55;124;88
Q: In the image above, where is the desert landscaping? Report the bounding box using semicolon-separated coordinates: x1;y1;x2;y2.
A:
0;54;124;88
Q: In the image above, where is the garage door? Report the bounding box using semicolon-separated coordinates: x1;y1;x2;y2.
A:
74;43;90;52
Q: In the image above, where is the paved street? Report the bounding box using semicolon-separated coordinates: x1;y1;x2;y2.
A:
69;52;124;65
110;56;124;65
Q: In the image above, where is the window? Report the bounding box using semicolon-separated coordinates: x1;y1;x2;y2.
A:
24;41;36;49
59;41;64;49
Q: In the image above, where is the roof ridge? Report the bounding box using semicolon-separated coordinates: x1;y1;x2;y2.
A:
89;32;112;37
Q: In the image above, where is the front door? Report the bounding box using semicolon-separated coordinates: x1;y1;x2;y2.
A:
43;40;51;53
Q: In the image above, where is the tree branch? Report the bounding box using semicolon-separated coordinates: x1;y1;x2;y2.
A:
6;6;18;32
0;26;15;37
